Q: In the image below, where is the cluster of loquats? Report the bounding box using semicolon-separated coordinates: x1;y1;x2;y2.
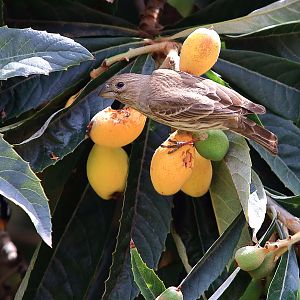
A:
150;28;229;197
86;106;147;200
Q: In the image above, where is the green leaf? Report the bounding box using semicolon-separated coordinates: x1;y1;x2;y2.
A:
167;0;195;17
75;37;143;52
210;133;251;234
13;61;131;172
101;57;173;300
214;269;252;300
166;0;276;33
175;193;219;267
267;247;299;299
250;113;300;195
168;0;300;39
205;70;230;87
102;120;173;300
249;171;267;241
6;0;136;29
19;22;142;38
224;21;300;62
240;279;263;300
130;243;166;300
0;134;51;246
17;183;116;299
0;40;144;123
0;0;3;26
0;27;93;80
179;212;246;300
214;50;300;123
266;191;300;216
15;142;89;299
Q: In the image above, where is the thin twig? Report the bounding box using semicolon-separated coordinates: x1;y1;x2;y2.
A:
90;40;180;79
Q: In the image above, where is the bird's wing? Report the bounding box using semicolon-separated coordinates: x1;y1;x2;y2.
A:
151;69;265;115
148;70;246;122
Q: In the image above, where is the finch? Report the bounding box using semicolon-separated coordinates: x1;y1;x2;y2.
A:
99;69;278;155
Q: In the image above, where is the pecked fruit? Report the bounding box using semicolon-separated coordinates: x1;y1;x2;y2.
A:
194;130;229;161
86;144;129;200
235;246;267;272
179;27;221;76
249;252;277;280
150;131;195;195
88;106;147;147
181;151;212;197
155;287;183;300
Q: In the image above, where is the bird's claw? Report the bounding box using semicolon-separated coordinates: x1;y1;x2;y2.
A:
161;139;195;154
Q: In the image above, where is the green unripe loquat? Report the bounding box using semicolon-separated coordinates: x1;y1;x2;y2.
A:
155;287;183;300
194;130;229;161
235;246;267;272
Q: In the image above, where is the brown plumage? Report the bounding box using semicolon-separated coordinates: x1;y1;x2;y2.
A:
99;69;278;155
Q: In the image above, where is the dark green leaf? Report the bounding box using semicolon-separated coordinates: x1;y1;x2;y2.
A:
167;0;195;17
102;118;173;299
10;21;142;38
250;113;300;195
0;40;143;123
166;0;276;32
267;247;299;300
130;244;166;300
0;0;3;26
0;27;93;80
214;50;300;122
173;193;219;267
224;21;300;62
14;61;130;172
179;212;246;300
240;279;263;300
102;56;173;298
217;269;252;300
75;37;143;52
5;0;136;29
266;191;300;217
0;134;51;246
17;184;116;300
168;0;300;39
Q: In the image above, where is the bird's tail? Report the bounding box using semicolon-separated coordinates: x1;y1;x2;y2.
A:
235;117;278;155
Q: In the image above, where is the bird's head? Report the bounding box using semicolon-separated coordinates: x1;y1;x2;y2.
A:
99;73;149;106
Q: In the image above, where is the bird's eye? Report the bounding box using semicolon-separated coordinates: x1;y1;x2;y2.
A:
116;82;125;89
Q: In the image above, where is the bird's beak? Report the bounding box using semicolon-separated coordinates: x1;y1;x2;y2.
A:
99;83;116;99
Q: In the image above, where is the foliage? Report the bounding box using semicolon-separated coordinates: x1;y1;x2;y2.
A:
0;0;299;299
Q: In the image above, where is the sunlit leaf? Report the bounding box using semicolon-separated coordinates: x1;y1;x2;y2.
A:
0;27;93;80
130;243;166;300
169;0;300;39
0;134;51;246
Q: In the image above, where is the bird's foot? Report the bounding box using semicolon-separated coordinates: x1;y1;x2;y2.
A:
160;133;208;154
